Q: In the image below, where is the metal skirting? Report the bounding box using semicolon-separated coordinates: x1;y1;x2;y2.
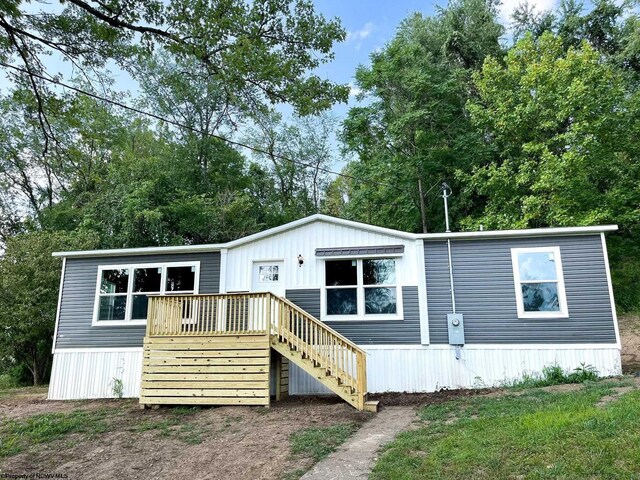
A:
290;345;622;395
48;345;622;399
48;349;143;400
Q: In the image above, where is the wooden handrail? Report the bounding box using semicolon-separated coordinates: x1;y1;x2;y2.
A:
273;295;367;355
145;292;367;408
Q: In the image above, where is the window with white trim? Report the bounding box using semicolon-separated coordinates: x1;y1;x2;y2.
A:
511;247;568;318
95;262;199;324
324;258;399;319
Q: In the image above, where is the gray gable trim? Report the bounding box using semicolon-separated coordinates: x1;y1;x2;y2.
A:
315;245;405;257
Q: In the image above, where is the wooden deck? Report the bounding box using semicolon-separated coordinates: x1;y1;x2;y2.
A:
140;292;373;411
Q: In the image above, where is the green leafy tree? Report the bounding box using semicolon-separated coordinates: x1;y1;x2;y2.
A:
245;111;337;223
0;230;98;385
464;32;640;310
0;0;349;130
340;0;504;232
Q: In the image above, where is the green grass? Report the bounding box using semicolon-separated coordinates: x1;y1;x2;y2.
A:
0;409;112;458
289;423;360;462
372;382;640;479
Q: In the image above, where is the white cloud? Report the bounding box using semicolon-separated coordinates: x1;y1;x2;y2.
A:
499;0;558;24
346;22;374;43
348;83;362;97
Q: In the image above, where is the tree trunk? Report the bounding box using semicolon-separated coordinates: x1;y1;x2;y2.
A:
417;178;428;233
32;361;41;386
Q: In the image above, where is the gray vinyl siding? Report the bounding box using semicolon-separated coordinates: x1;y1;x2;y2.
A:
424;235;616;344
56;252;221;349
286;286;421;345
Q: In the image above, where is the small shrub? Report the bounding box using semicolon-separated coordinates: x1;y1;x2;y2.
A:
567;363;599;383
0;374;18;390
507;363;599;389
111;378;124;399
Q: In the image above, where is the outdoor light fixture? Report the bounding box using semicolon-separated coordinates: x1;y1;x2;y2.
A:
298;254;304;266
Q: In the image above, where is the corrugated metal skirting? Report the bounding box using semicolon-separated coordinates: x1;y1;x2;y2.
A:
49;345;622;399
289;345;622;394
48;350;142;400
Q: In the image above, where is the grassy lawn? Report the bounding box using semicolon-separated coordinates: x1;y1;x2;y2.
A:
372;380;640;479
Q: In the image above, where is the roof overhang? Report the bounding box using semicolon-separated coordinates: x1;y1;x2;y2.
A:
52;243;224;259
51;214;415;258
418;225;618;241
51;215;619;258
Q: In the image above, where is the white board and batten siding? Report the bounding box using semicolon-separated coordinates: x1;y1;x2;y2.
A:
223;219;421;291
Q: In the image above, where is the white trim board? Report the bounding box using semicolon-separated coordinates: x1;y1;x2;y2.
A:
52;214;618;259
601;233;622;348
53;347;144;354
420;225;618;241
362;343;621;350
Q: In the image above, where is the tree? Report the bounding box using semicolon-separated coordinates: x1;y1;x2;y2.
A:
245;111;337;223
464;32;640;310
512;0;640;76
339;0;504;233
0;1;349;128
0;230;98;385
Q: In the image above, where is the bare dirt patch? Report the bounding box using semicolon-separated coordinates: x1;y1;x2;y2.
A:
1;395;371;480
0;386;137;420
371;387;497;408
620;315;640;374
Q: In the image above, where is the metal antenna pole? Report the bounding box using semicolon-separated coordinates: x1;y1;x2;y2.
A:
441;182;451;233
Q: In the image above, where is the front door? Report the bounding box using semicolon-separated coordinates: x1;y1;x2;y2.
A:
252;261;285;296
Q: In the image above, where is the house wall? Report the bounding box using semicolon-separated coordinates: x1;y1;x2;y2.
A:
286;287;421;345
224;219;425;345
424;235;617;344
55;252;221;349
48;343;622;399
224;219;421;290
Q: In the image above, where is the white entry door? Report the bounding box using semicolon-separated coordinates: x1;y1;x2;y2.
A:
252;261;285;296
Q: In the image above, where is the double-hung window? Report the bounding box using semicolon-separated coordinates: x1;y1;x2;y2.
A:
94;262;199;325
511;247;568;318
324;258;400;319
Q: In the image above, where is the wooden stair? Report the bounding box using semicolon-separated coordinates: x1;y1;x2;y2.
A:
140;292;375;411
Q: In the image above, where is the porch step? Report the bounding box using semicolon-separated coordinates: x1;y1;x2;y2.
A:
271;339;363;409
364;400;379;413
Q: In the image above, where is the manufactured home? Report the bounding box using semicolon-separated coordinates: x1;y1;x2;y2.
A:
49;215;621;410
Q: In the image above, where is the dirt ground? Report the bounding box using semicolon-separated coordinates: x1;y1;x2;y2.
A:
620;315;640;374
0;391;371;480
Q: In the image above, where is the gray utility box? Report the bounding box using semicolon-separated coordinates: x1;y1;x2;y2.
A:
447;313;465;345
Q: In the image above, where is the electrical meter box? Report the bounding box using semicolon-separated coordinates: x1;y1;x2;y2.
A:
447;313;465;345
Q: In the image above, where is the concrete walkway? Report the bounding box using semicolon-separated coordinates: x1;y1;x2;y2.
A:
301;406;416;480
